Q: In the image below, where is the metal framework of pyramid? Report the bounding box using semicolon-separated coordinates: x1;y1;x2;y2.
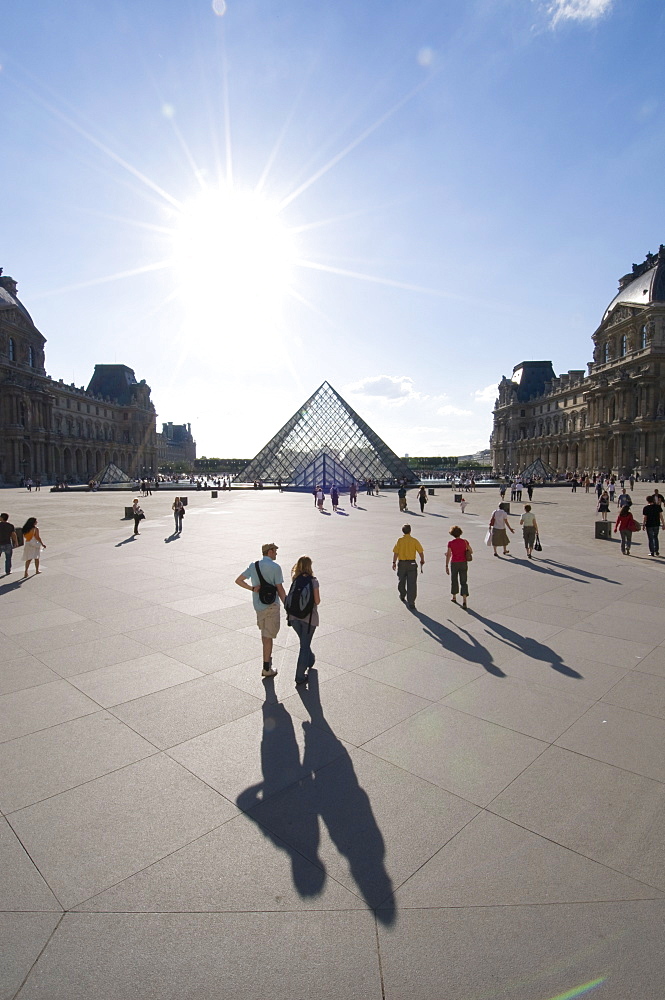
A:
94;462;133;485
520;457;557;481
237;382;417;489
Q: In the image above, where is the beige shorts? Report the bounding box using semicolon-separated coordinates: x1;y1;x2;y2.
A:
256;602;281;639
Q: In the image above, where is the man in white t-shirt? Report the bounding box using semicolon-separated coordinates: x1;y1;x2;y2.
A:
489;504;515;557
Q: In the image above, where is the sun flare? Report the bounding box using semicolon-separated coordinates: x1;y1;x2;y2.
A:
172;185;297;341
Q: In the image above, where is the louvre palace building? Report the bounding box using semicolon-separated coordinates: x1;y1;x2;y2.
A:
0;271;159;483
491;247;665;479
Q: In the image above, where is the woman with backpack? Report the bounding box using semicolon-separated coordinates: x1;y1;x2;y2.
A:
286;556;320;686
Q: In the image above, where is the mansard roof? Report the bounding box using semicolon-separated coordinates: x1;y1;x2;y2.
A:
602;247;665;323
0;273;37;328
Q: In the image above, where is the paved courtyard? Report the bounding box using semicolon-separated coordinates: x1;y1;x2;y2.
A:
1;483;664;999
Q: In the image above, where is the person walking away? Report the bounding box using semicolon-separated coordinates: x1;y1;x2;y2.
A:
131;498;144;535
584;476;591;493
330;486;339;512
172;497;185;532
614;504;636;555
499;483;507;502
642;495;665;557
235;543;286;677
316;487;325;512
418;485;428;513
460;496;467;514
520;504;539;559
596;480;603;500
514;479;523;501
571;477;578;492
0;513;18;575
392;524;424;609
398;485;408;512
630;475;635;490
21;518;45;577
446;525;471;609
597;491;610;521
489;504;514;556
286;556;320;686
608;481;616;504
349;482;358;507
527;482;534;501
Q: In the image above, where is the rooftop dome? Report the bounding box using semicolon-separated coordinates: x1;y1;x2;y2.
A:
603;247;665;322
0;273;35;326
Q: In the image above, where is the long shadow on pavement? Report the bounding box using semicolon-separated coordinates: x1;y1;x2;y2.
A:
465;609;582;679
413;610;506;677
236;672;396;925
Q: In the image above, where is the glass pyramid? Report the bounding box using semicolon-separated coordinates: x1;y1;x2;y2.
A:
94;462;133;485
520;457;557;481
237;381;417;488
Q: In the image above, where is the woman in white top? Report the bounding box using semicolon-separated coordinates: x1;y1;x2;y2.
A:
520;504;539;559
489;505;514;557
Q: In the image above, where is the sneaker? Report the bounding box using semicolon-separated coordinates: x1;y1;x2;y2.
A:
261;667;278;678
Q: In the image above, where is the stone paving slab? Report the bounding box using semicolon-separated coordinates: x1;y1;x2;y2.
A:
1;484;664;997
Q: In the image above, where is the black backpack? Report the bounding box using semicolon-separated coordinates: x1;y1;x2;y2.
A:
254;561;277;605
285;574;315;621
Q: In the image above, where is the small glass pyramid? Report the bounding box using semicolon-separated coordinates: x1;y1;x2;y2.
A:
238;381;417;488
93;462;133;485
520;457;557;481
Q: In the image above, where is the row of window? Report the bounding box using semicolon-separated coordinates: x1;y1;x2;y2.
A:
601;326;648;363
7;338;37;367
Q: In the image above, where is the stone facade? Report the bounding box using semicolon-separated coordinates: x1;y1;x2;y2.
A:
491;248;665;478
157;422;196;469
0;272;158;483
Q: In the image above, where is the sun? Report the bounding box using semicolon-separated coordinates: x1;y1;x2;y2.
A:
171;184;298;341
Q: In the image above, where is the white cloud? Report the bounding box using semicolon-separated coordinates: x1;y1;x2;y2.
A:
547;0;613;27
344;375;421;405
437;404;472;417
473;383;498;404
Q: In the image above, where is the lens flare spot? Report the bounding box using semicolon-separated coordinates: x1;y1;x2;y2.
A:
546;977;607;1000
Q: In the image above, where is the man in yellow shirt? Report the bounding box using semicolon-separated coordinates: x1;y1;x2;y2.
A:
392;524;425;608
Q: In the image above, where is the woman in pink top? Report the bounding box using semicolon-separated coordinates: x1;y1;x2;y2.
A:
445;525;472;609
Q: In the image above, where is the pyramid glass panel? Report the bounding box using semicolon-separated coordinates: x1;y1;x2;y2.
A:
237;382;417;488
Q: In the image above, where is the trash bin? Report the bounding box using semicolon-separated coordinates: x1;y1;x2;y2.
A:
211;490;218;498
428;488;435;496
124;506;134;520
595;521;611;539
181;496;188;506
454;493;462;502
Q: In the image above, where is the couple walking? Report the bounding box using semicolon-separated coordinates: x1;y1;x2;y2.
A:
235;543;320;686
392;523;472;610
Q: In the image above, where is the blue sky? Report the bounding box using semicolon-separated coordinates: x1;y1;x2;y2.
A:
2;0;665;458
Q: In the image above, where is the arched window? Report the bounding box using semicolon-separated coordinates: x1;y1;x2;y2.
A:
620;335;627;357
640;324;648;349
28;346;35;367
603;342;610;363
8;338;15;362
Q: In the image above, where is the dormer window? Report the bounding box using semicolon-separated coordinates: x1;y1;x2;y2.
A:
28;346;35;367
8;337;15;361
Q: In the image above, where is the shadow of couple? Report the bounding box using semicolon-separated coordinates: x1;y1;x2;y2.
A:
236;671;396;925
